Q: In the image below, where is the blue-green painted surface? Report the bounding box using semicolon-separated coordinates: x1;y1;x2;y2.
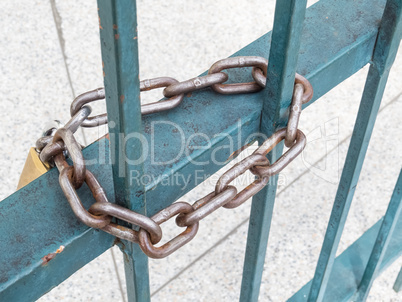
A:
354;169;402;301
97;1;150;301
143;0;386;217
289;210;402;301
0;142;116;301
393;267;402;292
240;1;307;301
308;1;402;300
1;0;399;300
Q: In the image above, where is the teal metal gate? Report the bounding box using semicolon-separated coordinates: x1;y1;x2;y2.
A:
0;0;401;301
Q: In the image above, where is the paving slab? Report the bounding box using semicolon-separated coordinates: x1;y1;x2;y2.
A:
0;0;401;301
0;0;73;200
151;97;402;301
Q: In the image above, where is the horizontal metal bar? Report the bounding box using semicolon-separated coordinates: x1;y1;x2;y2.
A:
308;0;402;299
288;212;402;301
393;267;402;292
0;0;388;299
354;169;402;301
0;141;116;301
142;0;386;215
0;229;114;302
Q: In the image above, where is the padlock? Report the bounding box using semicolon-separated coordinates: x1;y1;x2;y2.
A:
17;120;63;190
16;147;51;189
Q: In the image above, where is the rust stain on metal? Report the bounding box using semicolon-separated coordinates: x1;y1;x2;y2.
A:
144;124;151;134
115;34;120;40
133;36;138;40
95;133;109;142
227;139;257;161
114;237;122;246
114;224;126;231
41;245;65;265
113;24;118;29
98;16;103;29
120;95;125;103
135;190;145;197
186;92;192;98
114;238;128;261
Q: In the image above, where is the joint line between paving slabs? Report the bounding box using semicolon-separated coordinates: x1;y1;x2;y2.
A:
150;90;402;296
49;0;88;146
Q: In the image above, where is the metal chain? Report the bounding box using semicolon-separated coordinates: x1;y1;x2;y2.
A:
66;55;312;128
37;56;313;259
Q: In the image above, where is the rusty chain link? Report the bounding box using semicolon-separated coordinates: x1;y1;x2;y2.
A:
70;88;107;127
163;73;228;97
208;56;268;94
285;83;304;147
68;55;311;127
37;56;313;259
138;202;200;259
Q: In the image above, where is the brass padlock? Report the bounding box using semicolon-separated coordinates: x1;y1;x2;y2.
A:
17;147;50;189
17;120;62;190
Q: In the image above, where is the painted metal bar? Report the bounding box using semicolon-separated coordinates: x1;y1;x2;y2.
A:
0;0;389;299
308;1;402;300
144;0;387;216
239;1;307;301
354;169;402;301
97;1;150;301
0;143;116;302
289;208;402;301
393;267;402;292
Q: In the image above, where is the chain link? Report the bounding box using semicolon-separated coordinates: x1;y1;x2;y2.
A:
163;73;228;97
50;128;86;188
252;68;314;104
58;164;111;228
36;106;91;169
140;77;184;115
89;202;163;244
176;186;238;227
216;154;270;209
250;128;306;177
285;83;304;147
70;88;107;127
36;120;63;152
208;56;268;94
67;56;312;127
138;202;199;259
37;55;313;259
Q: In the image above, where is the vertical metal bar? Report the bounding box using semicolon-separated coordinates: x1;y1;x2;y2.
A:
393;267;402;292
308;1;402;301
97;1;150;301
354;169;402;301
239;1;307;301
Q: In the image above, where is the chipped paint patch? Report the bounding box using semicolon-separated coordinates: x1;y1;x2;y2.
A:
41;245;65;265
